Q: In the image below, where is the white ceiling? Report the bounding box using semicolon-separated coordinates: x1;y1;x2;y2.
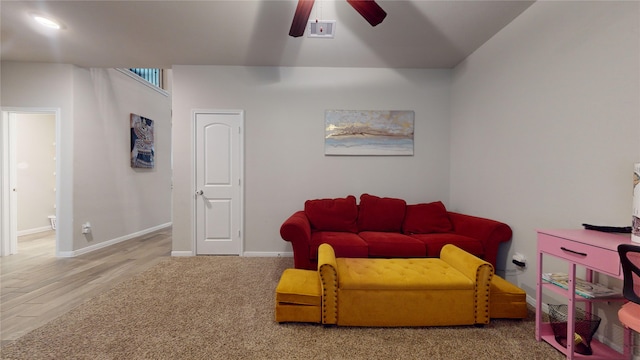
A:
0;0;535;69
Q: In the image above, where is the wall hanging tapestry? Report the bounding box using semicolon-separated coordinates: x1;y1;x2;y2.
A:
130;113;154;168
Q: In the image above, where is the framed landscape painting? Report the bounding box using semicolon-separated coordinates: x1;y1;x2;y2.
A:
325;110;414;156
130;113;154;168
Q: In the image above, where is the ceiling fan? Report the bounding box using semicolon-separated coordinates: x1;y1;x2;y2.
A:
289;0;387;37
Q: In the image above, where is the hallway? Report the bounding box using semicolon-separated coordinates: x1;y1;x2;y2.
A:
0;228;171;344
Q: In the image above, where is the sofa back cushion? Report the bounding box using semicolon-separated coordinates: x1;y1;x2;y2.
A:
305;196;359;233
357;194;406;232
403;201;453;234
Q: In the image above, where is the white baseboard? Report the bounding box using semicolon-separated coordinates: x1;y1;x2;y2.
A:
170;251;292;257
17;226;53;236
171;250;193;257
526;293;536;308
242;251;293;258
57;222;172;257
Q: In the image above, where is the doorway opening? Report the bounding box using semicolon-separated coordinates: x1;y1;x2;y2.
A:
1;109;60;257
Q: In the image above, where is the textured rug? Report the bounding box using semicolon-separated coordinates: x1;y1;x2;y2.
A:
1;256;564;359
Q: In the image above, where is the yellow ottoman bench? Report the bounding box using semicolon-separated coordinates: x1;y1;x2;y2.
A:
275;269;321;323
275;246;523;325
318;243;494;327
490;275;528;319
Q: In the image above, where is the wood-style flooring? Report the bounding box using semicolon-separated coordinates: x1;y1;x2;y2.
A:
0;227;172;345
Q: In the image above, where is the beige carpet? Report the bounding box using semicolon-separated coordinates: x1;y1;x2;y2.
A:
1;256;564;359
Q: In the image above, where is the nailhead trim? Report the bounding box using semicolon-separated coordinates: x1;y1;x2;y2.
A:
474;263;493;324
319;264;338;324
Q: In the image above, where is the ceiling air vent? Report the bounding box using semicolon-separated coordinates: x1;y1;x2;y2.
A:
308;20;336;38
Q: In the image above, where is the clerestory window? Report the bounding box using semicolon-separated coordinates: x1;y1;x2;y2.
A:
129;68;163;89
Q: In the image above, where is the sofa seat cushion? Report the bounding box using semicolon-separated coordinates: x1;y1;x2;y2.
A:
358;231;426;257
310;231;369;260
336;258;473;291
410;233;484;258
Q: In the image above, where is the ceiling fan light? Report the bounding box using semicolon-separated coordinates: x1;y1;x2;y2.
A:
308;20;336;38
33;15;61;29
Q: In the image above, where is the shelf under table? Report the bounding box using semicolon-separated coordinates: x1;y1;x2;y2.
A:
538;322;626;360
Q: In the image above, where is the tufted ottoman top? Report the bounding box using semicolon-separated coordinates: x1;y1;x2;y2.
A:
336;258;474;291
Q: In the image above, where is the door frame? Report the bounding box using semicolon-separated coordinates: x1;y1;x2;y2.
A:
1;107;61;256
191;109;244;256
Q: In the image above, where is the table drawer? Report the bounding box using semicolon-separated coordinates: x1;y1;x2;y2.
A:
538;233;621;277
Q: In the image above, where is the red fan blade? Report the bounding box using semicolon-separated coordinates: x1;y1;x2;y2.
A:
289;0;315;37
346;0;387;27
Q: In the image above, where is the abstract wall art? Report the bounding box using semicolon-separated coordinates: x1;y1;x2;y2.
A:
325;110;414;156
130;113;154;168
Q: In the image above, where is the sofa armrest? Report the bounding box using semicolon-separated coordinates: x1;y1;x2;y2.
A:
317;243;338;325
280;211;313;269
440;244;494;325
448;212;512;268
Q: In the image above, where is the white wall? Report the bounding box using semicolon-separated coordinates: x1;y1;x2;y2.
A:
1;62;172;254
1;62;74;252
70;68;172;251
172;66;451;254
450;0;639;348
15;113;56;233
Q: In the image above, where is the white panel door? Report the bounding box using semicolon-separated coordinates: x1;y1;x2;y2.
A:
195;111;243;255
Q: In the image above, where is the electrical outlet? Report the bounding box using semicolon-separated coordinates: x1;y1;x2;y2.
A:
512;252;526;267
82;222;91;234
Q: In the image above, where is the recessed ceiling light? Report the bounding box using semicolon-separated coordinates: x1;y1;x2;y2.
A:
33;15;61;29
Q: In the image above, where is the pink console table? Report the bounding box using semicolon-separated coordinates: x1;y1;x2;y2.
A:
536;229;633;360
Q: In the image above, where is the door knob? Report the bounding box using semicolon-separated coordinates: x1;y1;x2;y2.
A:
196;190;203;196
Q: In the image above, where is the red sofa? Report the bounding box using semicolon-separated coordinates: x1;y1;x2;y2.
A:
280;194;512;270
